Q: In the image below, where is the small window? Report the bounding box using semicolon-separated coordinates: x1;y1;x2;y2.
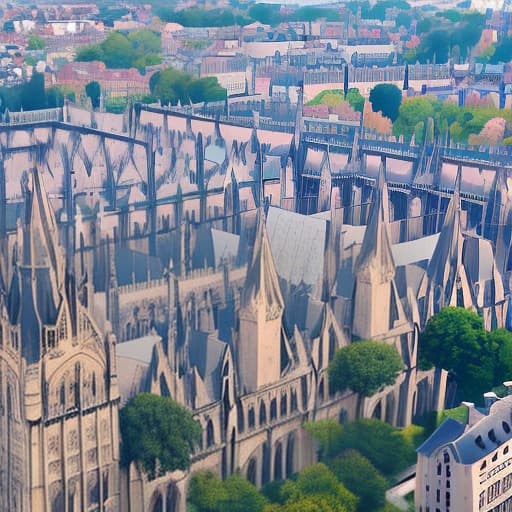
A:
480;460;487;470
492;453;498;462
505;446;509;455
503;421;511;434
475;435;486;449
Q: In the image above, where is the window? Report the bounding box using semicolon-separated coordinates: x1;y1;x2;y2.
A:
437;463;442;476
503;422;511;434
479;491;485;508
248;406;255;429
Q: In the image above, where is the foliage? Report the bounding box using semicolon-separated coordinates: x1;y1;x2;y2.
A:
27;34;45;50
393;96;438;141
407;12;485;63
468;117;506;146
189;471;267;512
85;81;101;110
437;405;469;426
219;473;268;512
265;495;349;512
490;328;512;384
119;393;201;480
150;68;226;106
329;450;387;512
420;307;498;402
399;423;427;449
46;86;64;108
369;84;402;122
157;7;250;27
490;37;512;64
304;419;343;460
280;464;357;512
345;88;365;113
363;102;393;135
336;419;416;478
20;71;46;111
329;340;403;397
189;471;228;512
76;29;162;70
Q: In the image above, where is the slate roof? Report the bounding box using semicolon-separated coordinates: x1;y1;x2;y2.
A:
266;206;327;299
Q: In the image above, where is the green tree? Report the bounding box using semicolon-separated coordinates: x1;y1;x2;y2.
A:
75;44;104;62
336;419;415;477
489;328;512;384
101;31;133;68
304;419;343;460
188;76;227;103
265;495;349;512
393;96;439;141
329;450;387;512
280;463;357;512
21;71;46;111
85;81;101;110
188;471;228;512
27;34;45;50
218;473;268;512
329;341;403;397
369;83;402;121
188;471;267;512
120;393;201;480
420;307;495;402
345;88;364;113
249;3;280;25
46;86;64;107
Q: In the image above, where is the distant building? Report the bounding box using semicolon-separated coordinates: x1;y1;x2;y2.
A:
57;61;154;98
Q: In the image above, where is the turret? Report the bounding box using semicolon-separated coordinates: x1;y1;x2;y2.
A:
352;161;406;339
238;209;286;393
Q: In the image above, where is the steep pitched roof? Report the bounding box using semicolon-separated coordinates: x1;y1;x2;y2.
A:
355;162;395;281
242;210;284;315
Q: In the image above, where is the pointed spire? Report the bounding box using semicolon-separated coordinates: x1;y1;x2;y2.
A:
242;209;284;314
421;164;471;321
355;160;394;280
22;167;64;289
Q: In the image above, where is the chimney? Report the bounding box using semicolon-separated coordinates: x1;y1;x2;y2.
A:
503;381;512;396
484;392;499;412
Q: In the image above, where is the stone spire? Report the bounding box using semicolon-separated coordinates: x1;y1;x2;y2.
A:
16;168;68;364
239;209;285;392
354;161;394;280
420;166;473;325
352;161;405;339
242;209;284;314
